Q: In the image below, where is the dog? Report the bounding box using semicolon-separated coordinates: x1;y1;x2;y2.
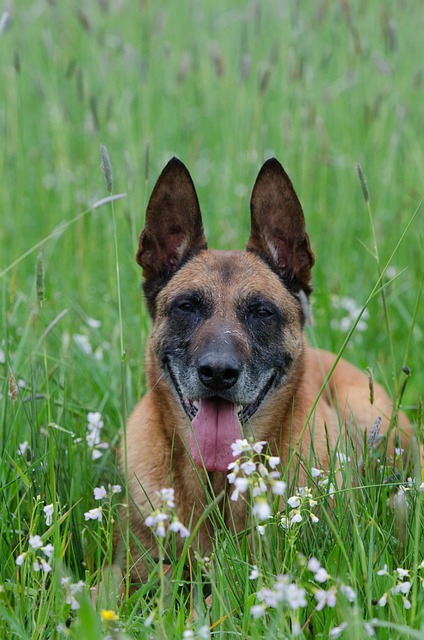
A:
117;157;411;581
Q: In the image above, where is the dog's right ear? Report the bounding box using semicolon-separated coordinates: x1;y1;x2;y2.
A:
136;157;207;315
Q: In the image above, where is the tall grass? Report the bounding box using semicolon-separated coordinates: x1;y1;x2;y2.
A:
0;1;423;638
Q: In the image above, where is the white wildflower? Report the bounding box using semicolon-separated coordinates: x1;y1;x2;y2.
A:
253;480;267;496
252;441;266;454
241;460;256;476
252;499;271;520
377;594;387;607
234;477;249;493
231;488;240;502
43;503;54;526
268;456;280;469
94;485;107;500
18;441;29;456
284;583;307;609
42;543;54;558
377;564;388;576
84;507;102;521
340;584;356;602
272;480;286;496
329;622;347;638
41;559;52;573
249;565;260;580
308;557;321;573
315;587;337;610
364;622;375;637
314;567;329;583
257;587;280;608
231;439;251;456
251;604;266;618
287;496;300;508
73;333;92;355
70;580;85;595
392;581;411;595
86;317;101;329
160;488;175;508
258;463;269;478
29;535;43;550
16;553;26;566
169;520;190;538
290;512;303;524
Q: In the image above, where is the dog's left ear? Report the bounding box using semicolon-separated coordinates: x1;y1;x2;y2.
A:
247;158;315;294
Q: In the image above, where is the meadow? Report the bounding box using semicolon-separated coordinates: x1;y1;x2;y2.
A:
0;1;423;638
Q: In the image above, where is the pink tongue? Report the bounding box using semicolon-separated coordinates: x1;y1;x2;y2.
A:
190;397;241;472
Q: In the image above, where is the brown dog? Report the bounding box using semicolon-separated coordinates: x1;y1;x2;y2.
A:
118;157;411;580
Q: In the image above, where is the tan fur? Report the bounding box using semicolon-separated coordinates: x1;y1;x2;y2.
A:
116;158;412;583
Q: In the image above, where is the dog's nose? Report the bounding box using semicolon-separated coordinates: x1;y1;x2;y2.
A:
197;353;241;391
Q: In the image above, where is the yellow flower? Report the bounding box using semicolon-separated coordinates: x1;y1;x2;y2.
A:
101;609;119;621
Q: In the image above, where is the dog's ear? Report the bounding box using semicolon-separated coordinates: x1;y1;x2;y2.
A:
247;158;315;294
137;158;207;314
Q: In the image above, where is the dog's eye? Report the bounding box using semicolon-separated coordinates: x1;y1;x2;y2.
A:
253;306;273;319
254;307;272;318
177;301;196;313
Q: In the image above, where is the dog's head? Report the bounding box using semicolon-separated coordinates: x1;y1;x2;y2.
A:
136;158;315;472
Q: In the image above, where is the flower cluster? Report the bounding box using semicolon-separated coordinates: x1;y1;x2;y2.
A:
182;625;210;639
280;486;320;529
376;563;424;610
330;295;369;334
251;574;307;619
145;488;190;539
60;577;85;610
86;411;109;460
15;534;54;574
73;324;106;361
84;484;122;522
227;438;286;522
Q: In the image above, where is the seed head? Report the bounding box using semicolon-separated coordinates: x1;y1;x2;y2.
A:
368;416;382;451
9;368;18;404
356;163;370;204
100;144;113;194
36;252;45;304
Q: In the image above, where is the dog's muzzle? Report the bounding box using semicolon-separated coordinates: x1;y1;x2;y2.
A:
165;358;277;472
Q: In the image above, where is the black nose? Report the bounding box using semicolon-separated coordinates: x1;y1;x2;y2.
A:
197;353;241;391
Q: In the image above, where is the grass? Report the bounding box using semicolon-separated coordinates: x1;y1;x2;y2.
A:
0;1;423;638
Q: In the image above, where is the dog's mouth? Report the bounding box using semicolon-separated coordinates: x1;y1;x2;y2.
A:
180;371;276;423
166;365;277;473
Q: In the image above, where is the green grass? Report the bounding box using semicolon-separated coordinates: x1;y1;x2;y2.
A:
0;1;423;638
